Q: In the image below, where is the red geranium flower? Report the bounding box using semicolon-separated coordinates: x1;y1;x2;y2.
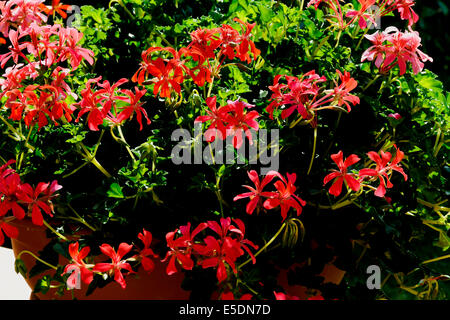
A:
136;228;159;273
194;96;228;142
61;242;93;289
39;0;71;19
17;180;62;226
162;222;207;275
233;170;279;215
93;243;134;289
324;151;361;197
263;173;306;221
115;87;150;130
359;145;408;197
197;235;244;283
0;219;18;247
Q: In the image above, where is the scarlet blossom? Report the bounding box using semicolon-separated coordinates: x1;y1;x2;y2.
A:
0;160;25;220
266;71;326;121
217;24;240;61
324;151;361;197
263;173;307;221
331;70;360;112
308;295;325;300
73;76;105;131
93;243;134;289
0;219;18;246
136;228;159;273
61;242;93;289
186;28;221;63
392;0;418;26
233;170;279;215
0;172;26;219
197;235;244;283
132;47;186;98
17;180;62;226
115;87;150;130
0;37;5;45
359;145;408;197
345;0;377;29
194;96;228;142
162;222;208;275
221;99;260;149
39;0;71;19
229;218;259;264
232;18;261;63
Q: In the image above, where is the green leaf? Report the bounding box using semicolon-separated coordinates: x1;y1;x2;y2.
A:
107;182;124;198
14;258;27;278
33;275;51;294
434;231;450;251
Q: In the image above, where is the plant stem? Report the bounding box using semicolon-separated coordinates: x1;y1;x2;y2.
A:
362;74;381;92
0;114;35;151
421;254;450;265
117;125;136;162
238;222;287;270
67;203;97;232
43;219;69;241
17;126;34;171
16;250;58;271
306;126;318;175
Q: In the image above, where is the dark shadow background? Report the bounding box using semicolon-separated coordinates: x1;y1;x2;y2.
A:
413;1;450;89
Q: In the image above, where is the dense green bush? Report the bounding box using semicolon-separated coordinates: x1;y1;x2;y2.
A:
0;0;448;300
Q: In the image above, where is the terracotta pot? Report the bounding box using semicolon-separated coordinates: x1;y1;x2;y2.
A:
277;262;345;299
10;219;191;300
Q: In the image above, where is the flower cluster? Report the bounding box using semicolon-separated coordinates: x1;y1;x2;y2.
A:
324;145;408;198
0;159;62;245
163;217;258;283
308;0;419;29
266;70;360;126
61;218;257;290
61;228;158;290
133;18;260;98
0;22;95;129
0;0;47;38
234;171;306;221
73;77;149;131
361;26;433;75
194;96;260;149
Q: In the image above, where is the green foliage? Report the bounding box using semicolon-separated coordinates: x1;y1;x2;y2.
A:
1;0;448;300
